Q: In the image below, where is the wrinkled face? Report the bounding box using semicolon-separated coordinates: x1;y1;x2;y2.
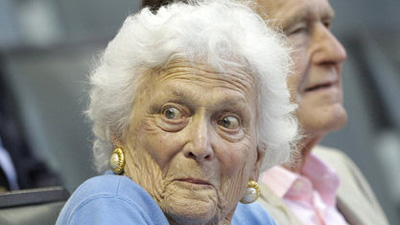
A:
256;0;348;137
122;59;261;224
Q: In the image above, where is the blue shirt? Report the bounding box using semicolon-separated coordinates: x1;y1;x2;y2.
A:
56;172;277;225
233;202;278;225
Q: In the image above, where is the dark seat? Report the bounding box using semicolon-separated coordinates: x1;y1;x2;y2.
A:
0;187;69;225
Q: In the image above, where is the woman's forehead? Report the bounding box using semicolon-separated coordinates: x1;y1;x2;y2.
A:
148;59;257;98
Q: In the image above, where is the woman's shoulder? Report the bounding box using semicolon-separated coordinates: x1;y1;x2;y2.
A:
232;202;278;225
73;172;129;194
56;173;169;225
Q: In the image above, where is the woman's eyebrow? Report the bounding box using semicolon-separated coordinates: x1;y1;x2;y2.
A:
162;87;250;112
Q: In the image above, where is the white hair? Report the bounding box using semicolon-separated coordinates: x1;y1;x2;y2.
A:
87;0;298;173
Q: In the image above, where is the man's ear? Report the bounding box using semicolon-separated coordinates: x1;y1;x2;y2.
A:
250;146;265;181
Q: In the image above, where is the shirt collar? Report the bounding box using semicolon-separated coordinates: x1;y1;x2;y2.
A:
261;164;299;198
302;152;340;205
261;152;340;206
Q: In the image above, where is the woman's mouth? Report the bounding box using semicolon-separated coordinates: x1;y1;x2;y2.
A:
176;178;212;186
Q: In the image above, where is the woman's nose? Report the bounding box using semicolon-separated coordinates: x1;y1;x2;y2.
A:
184;118;214;162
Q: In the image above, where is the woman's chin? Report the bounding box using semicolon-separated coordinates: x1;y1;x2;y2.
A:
162;194;220;224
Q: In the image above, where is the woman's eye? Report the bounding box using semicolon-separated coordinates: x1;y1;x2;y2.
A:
162;107;183;120
218;116;239;129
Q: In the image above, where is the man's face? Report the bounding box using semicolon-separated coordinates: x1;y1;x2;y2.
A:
256;0;348;137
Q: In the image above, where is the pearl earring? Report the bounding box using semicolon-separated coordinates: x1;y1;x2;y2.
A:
240;180;260;204
110;147;125;175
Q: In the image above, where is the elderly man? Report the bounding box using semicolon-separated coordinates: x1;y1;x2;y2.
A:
141;0;389;224
250;0;389;224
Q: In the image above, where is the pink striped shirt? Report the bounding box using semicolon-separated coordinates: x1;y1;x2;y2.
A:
261;153;349;225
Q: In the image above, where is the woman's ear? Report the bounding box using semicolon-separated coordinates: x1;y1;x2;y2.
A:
250;146;265;181
111;134;124;148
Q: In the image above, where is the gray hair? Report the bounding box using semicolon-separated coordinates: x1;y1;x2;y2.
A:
87;0;298;173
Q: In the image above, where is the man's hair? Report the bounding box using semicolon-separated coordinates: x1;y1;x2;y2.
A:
87;0;298;173
141;0;185;12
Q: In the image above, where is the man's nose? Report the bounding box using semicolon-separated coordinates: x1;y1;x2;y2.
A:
311;24;347;65
184;117;214;162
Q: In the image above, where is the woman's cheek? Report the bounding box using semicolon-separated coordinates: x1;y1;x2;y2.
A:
218;140;254;177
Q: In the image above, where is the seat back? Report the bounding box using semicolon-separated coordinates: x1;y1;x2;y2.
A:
0;187;69;225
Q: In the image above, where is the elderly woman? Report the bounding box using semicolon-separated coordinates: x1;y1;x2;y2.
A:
56;0;297;224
